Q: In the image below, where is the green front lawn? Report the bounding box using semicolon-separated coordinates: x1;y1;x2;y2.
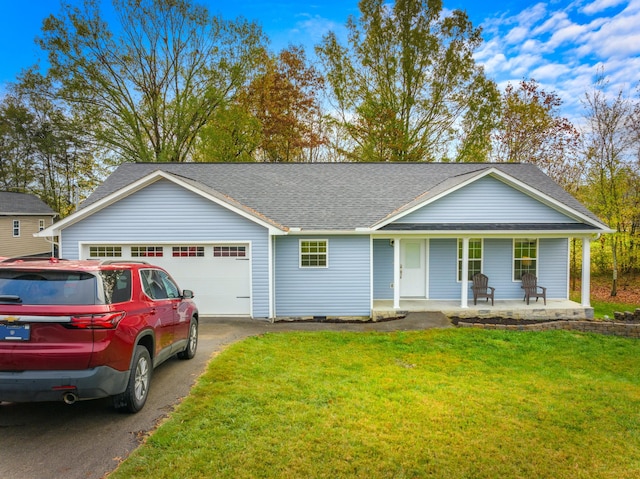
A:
112;329;640;479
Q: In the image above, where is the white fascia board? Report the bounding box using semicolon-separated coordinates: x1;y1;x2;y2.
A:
371;167;611;232
372;229;606;238
36;171;286;237
285;229;365;236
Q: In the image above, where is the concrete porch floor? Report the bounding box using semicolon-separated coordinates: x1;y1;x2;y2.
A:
372;299;594;321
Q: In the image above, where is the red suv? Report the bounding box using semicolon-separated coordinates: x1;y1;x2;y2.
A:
0;258;198;413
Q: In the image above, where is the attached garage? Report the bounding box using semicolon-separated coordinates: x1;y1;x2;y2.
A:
81;243;252;316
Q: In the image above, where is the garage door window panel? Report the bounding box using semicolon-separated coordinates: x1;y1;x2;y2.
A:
172;246;204;257
132;246;164;257
90;246;122;258
213;246;246;257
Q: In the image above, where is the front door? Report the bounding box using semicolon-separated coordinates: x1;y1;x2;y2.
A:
400;239;426;297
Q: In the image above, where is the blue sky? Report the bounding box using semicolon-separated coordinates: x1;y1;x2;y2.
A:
0;0;638;120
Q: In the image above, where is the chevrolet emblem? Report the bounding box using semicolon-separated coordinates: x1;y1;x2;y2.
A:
4;316;20;323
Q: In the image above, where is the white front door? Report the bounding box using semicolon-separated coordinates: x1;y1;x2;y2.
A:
400;239;427;297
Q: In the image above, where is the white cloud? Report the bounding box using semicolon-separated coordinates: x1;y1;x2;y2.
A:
530;63;571;80
504;26;530;44
582;0;628;15
474;0;639;121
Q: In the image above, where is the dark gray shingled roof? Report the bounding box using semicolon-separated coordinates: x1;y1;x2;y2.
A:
0;192;56;215
81;162;605;231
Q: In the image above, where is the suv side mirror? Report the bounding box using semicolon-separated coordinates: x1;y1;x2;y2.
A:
182;289;194;299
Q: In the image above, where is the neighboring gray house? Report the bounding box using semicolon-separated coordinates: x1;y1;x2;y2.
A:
37;163;611;319
0;192;57;258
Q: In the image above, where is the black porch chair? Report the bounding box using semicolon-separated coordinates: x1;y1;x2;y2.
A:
471;273;495;306
521;273;547;305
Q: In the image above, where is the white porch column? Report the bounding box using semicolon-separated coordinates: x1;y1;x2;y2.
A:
581;237;591;307
460;237;469;308
393;238;401;309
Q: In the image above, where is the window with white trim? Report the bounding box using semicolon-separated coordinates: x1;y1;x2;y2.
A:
12;220;20;237
300;240;328;268
89;245;122;257
457;238;482;281
132;246;164;257
39;219;45;231
514;239;537;280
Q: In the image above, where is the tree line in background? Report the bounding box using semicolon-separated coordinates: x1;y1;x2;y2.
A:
1;0;639;292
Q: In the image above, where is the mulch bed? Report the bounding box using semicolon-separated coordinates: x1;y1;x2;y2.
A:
451;316;640;325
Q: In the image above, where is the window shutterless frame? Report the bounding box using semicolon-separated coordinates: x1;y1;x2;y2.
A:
457;238;483;282
513;238;538;281
299;239;328;268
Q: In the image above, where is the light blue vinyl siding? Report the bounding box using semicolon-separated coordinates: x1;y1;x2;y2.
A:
396;176;578;224
373;239;394;299
428;239;459;299
426;238;569;300
61;180;271;317
275;235;371;317
538;238;569;299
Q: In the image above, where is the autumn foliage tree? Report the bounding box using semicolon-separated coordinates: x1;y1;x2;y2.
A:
0;71;100;217
37;0;265;164
493;79;581;192
317;0;499;162
581;76;640;294
246;46;326;162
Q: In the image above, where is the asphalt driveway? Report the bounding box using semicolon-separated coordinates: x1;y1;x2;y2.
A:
0;312;449;479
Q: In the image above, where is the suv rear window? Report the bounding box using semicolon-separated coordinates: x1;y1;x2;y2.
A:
0;269;131;305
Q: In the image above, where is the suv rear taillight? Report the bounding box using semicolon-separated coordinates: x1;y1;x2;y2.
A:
68;312;126;329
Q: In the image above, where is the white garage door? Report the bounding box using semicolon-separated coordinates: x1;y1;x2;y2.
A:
84;244;251;316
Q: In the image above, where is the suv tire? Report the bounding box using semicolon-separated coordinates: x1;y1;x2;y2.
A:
114;345;152;413
177;317;198;360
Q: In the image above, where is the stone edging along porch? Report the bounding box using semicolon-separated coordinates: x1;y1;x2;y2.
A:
455;319;640;339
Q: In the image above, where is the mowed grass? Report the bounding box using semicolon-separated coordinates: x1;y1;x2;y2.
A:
112;329;640;479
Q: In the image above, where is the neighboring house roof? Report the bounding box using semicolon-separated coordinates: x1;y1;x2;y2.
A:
0;192;56;216
43;162;610;235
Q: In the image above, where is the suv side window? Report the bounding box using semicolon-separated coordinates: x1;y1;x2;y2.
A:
140;269;166;300
157;271;180;299
102;270;131;304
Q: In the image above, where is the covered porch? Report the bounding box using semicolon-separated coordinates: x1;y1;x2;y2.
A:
372;298;594;322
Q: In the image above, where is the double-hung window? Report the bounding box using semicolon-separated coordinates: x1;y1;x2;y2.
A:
300;240;328;268
514;239;537;280
457;238;482;281
12;220;20;237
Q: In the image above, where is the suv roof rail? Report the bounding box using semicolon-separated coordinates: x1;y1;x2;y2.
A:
100;260;150;265
0;257;67;264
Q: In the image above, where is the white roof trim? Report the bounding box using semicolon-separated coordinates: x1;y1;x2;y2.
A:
36;170;286;237
371;167;612;232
